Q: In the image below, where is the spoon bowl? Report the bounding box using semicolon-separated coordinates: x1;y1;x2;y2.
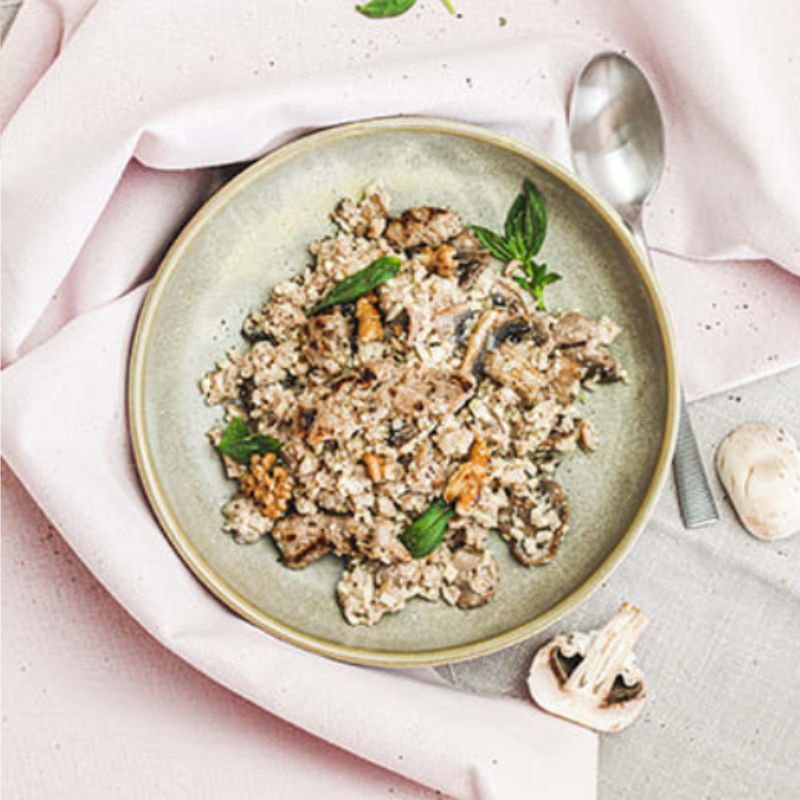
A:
568;52;719;529
569;53;665;230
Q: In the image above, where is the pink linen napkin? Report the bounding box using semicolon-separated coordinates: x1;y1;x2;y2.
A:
2;1;800;797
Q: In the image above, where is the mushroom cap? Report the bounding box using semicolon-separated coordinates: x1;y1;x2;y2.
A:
716;422;800;541
527;603;648;733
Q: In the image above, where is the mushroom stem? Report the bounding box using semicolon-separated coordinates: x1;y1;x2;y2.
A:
565;603;648;699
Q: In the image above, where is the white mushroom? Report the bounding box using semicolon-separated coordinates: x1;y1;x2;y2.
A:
527;603;648;733
716;422;800;541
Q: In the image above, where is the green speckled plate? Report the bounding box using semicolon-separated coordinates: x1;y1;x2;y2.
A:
129;117;678;667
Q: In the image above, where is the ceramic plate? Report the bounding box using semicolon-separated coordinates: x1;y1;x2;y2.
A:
129;117;678;667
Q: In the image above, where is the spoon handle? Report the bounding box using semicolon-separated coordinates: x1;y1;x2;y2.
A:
628;222;720;528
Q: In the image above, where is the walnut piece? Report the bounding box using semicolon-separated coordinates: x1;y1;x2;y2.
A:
240;452;294;519
578;419;598;452
444;435;490;515
355;294;384;343
363;452;384;483
418;244;459;277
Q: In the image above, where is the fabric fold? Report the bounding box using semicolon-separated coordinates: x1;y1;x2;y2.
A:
1;286;597;800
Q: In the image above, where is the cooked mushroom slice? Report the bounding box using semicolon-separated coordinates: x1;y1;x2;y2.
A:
303;308;353;374
460;311;531;377
499;480;569;565
548;355;584;405
552;311;619;348
431;303;475;341
381;367;475;447
572;347;625;383
552;312;625;383
527;603;649;732
271;514;333;568
449;229;492;288
716;422;800;541
484;340;547;406
460;310;500;375
441;546;499;608
385;207;464;250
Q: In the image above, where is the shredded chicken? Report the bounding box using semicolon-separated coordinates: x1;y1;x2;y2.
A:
202;185;626;625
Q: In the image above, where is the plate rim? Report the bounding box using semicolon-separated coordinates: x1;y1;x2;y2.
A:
128;115;679;667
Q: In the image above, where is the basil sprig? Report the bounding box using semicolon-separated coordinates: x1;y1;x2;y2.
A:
399;499;455;558
356;0;455;18
472;179;562;310
310;256;401;315
216;418;283;465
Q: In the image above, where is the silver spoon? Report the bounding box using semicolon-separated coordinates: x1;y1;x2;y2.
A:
568;52;719;528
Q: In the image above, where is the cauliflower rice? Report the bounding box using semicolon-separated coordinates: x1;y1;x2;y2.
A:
200;184;626;626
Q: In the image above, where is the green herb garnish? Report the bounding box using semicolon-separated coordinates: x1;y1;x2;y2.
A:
399;499;455;558
472;178;561;310
310;256;401;315
356;0;456;18
216;418;283;465
356;0;416;17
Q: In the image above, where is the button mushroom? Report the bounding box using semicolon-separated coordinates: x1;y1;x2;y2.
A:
716;422;800;541
527;603;649;732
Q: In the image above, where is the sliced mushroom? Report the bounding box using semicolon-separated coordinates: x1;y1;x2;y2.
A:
460;310;501;376
459;311;532;377
484;340;547;406
716;422;800;541
449;229;492;288
552;311;625;383
528;603;649;732
499;480;569;565
271;514;339;568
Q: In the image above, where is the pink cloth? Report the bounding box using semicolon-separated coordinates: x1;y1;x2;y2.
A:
2;1;800;797
2;465;439;800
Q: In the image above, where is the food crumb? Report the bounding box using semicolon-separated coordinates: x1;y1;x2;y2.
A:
498;16;507;26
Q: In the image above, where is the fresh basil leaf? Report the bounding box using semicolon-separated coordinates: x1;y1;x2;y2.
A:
216;417;283;465
519;199;536;257
523;179;547;256
471;225;514;261
310;256;401;315
474;179;559;310
399;499;455;558
541;272;562;287
504;194;527;258
517;259;536;280
356;0;416;18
